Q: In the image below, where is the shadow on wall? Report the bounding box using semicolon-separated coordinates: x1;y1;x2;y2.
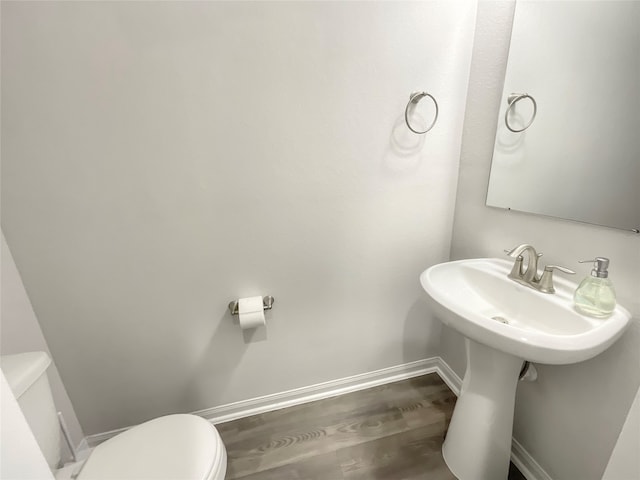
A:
438;325;467;377
382;114;426;175
180;307;269;412
402;297;442;364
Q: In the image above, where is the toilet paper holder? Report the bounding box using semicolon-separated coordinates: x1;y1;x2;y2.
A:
228;296;275;315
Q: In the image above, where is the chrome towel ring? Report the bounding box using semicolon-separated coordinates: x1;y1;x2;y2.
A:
505;93;537;132
404;91;439;135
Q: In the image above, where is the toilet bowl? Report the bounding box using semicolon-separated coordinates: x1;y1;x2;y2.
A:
74;414;226;480
0;352;227;480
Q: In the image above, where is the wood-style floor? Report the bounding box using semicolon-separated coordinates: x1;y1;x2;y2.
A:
217;373;526;479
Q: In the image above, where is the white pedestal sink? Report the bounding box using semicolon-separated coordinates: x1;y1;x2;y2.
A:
420;258;631;480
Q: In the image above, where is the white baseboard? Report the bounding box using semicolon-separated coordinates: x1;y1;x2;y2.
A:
85;425;129;448
511;438;553;480
432;356;463;395
84;356;553;480
196;357;441;425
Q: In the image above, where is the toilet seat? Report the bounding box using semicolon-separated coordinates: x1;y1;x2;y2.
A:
77;414;226;480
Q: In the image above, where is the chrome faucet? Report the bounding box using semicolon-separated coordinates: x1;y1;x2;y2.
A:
505;244;575;293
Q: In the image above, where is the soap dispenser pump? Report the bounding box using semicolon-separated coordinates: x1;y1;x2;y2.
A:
573;257;616;318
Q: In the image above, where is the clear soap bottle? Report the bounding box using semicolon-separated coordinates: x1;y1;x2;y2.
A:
573;257;616;318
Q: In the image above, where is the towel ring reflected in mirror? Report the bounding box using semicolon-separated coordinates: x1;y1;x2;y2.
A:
404;91;439;135
505;93;537;132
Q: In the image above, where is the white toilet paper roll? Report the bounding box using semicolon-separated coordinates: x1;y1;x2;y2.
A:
238;310;265;329
238;296;266;329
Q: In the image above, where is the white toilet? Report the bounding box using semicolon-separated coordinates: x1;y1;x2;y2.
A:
1;351;227;480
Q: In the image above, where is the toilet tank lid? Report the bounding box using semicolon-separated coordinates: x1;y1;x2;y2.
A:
0;352;51;399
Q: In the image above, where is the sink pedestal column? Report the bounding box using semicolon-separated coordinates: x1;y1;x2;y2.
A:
442;339;523;480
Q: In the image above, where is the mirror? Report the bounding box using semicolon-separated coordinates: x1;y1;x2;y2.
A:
486;1;640;233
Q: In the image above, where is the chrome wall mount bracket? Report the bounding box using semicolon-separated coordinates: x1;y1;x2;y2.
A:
228;295;274;316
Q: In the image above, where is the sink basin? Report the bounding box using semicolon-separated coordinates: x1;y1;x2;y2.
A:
420;258;631;364
419;258;631;480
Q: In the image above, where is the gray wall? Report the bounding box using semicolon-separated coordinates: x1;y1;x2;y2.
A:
602;384;640;479
1;1;476;435
447;2;640;479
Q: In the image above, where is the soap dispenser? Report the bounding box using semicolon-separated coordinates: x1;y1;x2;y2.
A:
573;257;616;318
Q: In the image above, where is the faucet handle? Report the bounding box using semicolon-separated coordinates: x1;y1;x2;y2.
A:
545;265;576;275
537;265;576;293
